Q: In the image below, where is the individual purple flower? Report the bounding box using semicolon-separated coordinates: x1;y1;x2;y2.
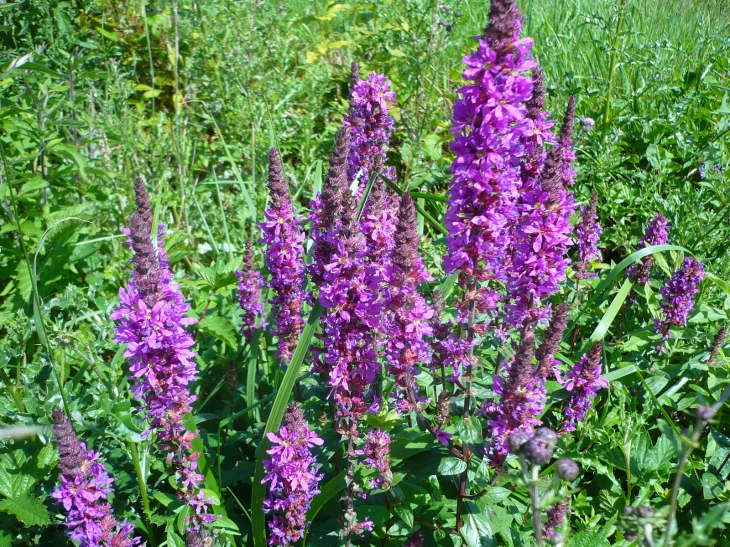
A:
342;63;397;193
51;410;141;547
506;97;576;325
485;329;544;463
384;194;434;411
579;117;595;132
544;498;570;539
573;192;603;279
263;403;323;547
444;0;536;283
560;342;607;432
261;148;306;363
699;165;706;179
654;257;705;340
112;177;215;532
236;239;265;343
360;428;392;489
625;214;670;285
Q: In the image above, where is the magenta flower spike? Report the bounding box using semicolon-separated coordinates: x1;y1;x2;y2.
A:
51;410;140;547
626;214;670;284
112;177;215;532
560;342;607;432
263;403;323;547
236;239;265;343
261;148;306;364
444;0;536;284
360;428;392;489
573;192;603;279
654;257;705;340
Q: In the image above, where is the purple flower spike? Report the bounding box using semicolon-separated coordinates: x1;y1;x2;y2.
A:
112;177;215;532
361;162;398;278
535;302;570;381
506;97;576;326
343;63;397;193
51;410;141;547
385;194;434;411
626;214;670;285
574;192;603;279
261;148;306;364
444;0;536;282
485;329;544;463
361;428;392;489
560;342;607;432
655;257;705;340
263;403;323;547
236;240;265;343
544;498;570;539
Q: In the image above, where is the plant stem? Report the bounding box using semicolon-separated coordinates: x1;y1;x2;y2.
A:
531;465;544;547
128;441;157;547
603;0;629;132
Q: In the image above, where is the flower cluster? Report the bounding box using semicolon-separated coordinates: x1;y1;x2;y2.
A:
573;192;602;279
560;342;607;432
342;63;397;193
261;148;306;363
112;177;215;531
51;410;140;547
443;0;535;281
545;498;571;539
360;428;392;489
626;214;670;284
263;403;323;547
655;257;705;340
384;194;434;411
236;239;265;343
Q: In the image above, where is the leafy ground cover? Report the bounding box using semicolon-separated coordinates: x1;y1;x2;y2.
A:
1;0;730;546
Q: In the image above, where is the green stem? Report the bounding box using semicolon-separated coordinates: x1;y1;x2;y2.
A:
603;0;629;131
128;441;157;547
0;369;26;413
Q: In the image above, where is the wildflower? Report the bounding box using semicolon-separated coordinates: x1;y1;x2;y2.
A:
384;194;434;411
699;165;705;179
444;0;536;282
506;97;576;325
522;427;557;465
112;177;215;531
261;148;306;363
654;257;705;339
579;117;595;132
535;302;569;380
485;329;544;462
360;428;392;489
361;158;398;278
573;192;602;279
343;63;397;193
51;410;140;547
404;532;425;547
560;342;607;432
709;325;727;364
555;458;580;481
263;403;323;547
625;214;670;285
236;239;265;343
544;499;570;539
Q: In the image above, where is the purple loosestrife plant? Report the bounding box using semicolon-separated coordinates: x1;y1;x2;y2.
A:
263;403;323;547
655;257;705;340
544;499;570;539
573;192;602;279
560;342;607;432
485;329;544;463
261;148;306;364
444;0;536;283
342;63;397;193
51;410;140;547
626;214;670;284
236;239;265;343
112;177;215;532
506;97;577;325
360;428;392;489
384;194;434;412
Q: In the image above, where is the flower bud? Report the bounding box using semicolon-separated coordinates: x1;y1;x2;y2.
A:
523;436;555;465
555;458;580;481
696;405;716;421
534;427;558;446
507;431;531;454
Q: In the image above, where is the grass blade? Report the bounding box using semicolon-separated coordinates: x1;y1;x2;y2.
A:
251;303;324;547
582;278;633;353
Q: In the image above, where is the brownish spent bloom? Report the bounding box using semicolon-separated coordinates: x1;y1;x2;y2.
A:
267;147;289;209
559;96;576;144
509;328;536;391
226;361;238;393
349;61;360;97
434;390;451;428
541;96;576;206
392;193;420;281
129;176;160;299
52;409;85;477
484;0;522;51
322;127;351;231
709;326;727;363
535;302;570;378
526;67;547;120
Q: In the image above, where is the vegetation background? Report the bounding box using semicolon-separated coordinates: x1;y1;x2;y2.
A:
1;0;730;545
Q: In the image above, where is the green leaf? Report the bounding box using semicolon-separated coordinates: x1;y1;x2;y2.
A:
182;414;226;517
393;503;414;528
582;278;633;353
461;502;496;547
251;303;324;547
569;530;610;547
307;471;346;522
198;314;238;350
438;457;466;476
0;493;50;526
705;272;730;298
210;516;241;535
